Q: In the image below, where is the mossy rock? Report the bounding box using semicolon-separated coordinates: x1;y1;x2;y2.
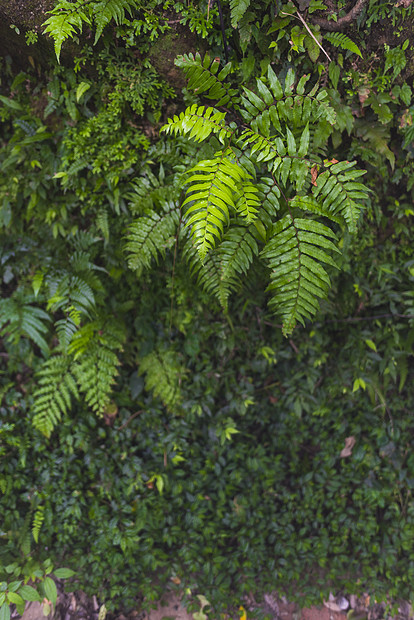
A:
0;0;55;69
148;26;207;91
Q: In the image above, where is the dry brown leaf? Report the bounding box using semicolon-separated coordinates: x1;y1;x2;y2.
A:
324;600;341;612
358;86;371;106
340;436;356;458
310;165;318;186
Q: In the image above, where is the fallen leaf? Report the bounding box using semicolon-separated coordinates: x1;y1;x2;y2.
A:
324;600;341;612
310;165;318;186
340;436;356;458
358;86;371;105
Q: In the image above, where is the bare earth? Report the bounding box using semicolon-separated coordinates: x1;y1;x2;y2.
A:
19;591;414;620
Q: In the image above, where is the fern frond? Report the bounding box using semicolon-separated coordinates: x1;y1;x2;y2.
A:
32;506;44;544
139;347;184;410
0;299;51;353
43;0;138;60
182;151;247;260
230;0;251;27
161;104;231;145
32;355;79;437
56;314;79;350
185;244;232;310
92;0;139;43
46;274;96;316
262;216;340;335
72;321;124;414
125;200;181;276
324;32;362;58
313;160;368;232
175;53;238;108
43;0;91;62
185;224;259;309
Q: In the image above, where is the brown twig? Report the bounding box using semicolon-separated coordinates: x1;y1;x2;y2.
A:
115;409;143;431
309;0;369;32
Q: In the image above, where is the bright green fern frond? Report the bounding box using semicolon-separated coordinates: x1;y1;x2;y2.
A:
324;32;362;58
32;505;44;544
182;151;247;260
161;104;231;144
92;0;139;43
256;177;282;229
262;216;340;335
175;53;238;108
43;0;138;60
125;200;181;276
32;355;79;437
235;181;261;223
139;347;184;410
43;0;91;62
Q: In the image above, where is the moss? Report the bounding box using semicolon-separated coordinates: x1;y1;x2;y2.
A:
0;0;55;69
0;0;54;32
148;26;206;90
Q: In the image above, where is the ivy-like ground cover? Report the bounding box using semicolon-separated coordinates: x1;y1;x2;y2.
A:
1;0;414;617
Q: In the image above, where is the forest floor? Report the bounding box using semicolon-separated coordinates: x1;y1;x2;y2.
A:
18;589;414;620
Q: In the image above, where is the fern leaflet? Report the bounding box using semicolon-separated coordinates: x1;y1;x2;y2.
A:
324;32;362;58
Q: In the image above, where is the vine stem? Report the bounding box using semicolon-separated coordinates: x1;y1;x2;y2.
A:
281;10;332;62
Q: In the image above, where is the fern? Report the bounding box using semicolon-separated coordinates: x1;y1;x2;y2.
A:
159;54;369;334
92;0;138;43
184;225;259;310
72;321;124;414
261;217;340;335
43;0;91;62
43;0;138;61
0;298;51;353
32;355;79;437
324;32;362;58
139;347;184;410
126;200;181;276
182;151;249;260
174;53;238;107
31;320;125;435
230;0;251;28
32;506;45;544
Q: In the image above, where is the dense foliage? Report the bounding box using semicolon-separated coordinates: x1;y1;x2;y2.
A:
1;0;414;617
